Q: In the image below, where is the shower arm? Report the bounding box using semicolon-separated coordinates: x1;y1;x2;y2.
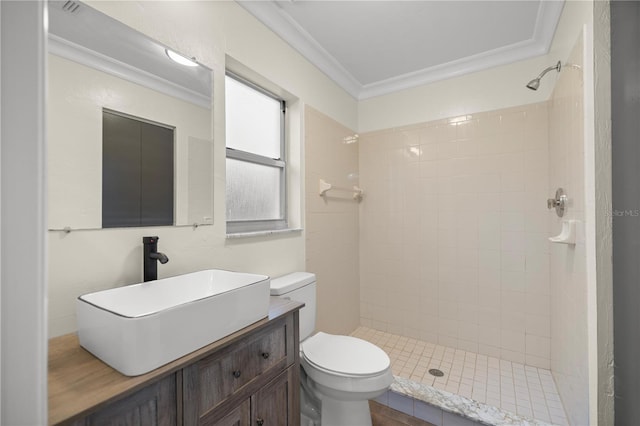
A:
536;61;561;80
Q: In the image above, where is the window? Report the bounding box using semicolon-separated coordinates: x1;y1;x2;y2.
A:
225;72;287;233
102;110;174;228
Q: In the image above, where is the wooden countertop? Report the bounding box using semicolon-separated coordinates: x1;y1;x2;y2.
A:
48;297;303;425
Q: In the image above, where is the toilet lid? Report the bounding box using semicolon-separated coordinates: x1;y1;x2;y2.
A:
301;332;390;377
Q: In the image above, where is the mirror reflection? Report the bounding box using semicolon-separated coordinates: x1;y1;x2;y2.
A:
47;0;213;230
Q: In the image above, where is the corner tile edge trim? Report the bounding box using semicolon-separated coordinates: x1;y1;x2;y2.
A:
381;376;555;426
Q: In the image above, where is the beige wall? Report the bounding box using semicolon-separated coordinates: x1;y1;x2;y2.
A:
305;106;360;335
48;1;358;337
358;59;554;133
548;31;589;426
359;102;551;368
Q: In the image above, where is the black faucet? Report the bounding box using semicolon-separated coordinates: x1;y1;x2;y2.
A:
143;236;169;282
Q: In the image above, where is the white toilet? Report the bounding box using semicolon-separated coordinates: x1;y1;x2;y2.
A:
270;272;393;426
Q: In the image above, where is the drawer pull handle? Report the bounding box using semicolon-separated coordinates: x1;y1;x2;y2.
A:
256;418;264;426
261;352;270;359
232;370;241;378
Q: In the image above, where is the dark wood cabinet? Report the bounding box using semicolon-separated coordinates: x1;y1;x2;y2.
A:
54;306;300;426
69;375;176;426
184;315;299;426
208;400;250;426
252;368;297;426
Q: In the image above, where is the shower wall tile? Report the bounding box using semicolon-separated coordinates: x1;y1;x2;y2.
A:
548;34;589;425
305;106;360;335
359;102;550;368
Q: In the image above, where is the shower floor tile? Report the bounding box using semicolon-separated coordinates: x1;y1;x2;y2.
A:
352;326;569;425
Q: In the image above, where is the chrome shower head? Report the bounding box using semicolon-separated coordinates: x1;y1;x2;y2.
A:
526;78;540;91
526;61;561;91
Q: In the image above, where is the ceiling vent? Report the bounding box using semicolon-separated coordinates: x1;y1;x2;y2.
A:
62;1;81;14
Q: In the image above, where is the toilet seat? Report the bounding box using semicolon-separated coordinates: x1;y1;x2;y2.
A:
301;332;391;378
300;332;393;399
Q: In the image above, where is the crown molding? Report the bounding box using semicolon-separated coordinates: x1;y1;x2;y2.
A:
532;0;565;49
238;0;564;100
48;34;212;109
237;0;361;98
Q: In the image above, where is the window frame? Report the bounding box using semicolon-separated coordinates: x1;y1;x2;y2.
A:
225;71;288;234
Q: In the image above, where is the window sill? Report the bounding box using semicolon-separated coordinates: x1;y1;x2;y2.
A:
225;228;303;239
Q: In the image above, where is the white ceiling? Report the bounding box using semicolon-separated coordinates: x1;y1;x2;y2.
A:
238;1;565;100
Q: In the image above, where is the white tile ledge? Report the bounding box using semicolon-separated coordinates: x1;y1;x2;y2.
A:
226;228;303;239
391;376;555;426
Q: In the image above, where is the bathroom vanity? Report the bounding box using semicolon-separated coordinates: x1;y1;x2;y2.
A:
48;298;303;426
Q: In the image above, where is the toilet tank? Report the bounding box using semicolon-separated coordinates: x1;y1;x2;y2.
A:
270;272;316;340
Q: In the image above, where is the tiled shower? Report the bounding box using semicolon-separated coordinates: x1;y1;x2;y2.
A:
358;101;551;369
306;31;588;426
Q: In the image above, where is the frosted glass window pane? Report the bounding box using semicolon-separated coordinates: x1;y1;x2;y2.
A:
226;76;281;159
226;158;281;221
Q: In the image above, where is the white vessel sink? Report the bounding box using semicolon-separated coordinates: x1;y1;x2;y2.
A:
76;269;270;376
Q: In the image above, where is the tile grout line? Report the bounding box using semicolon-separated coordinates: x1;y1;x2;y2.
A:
353;326;568;425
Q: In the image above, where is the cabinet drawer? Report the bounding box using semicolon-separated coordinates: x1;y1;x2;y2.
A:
185;315;295;420
198;322;286;409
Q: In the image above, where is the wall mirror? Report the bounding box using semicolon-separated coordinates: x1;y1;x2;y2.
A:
47;0;213;230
